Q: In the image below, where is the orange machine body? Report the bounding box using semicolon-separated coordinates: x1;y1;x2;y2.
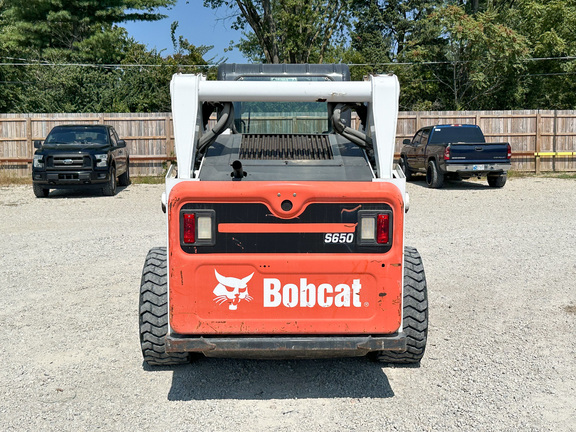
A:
167;180;405;336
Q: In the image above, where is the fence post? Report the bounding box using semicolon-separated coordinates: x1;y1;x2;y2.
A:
535;113;541;174
26;117;33;162
165;115;174;160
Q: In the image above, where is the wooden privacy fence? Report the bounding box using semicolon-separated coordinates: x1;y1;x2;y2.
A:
1;110;575;178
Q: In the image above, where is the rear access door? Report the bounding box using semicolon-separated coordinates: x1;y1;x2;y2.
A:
167;180;405;337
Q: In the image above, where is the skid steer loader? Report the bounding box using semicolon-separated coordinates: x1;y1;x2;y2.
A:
139;64;428;365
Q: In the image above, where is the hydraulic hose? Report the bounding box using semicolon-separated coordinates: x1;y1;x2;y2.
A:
331;103;373;149
197;102;235;155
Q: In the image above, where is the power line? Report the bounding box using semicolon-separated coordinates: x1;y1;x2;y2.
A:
0;55;575;69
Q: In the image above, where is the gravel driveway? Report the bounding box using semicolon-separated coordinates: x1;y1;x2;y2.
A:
1;177;574;431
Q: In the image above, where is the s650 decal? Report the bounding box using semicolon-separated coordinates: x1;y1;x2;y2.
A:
324;233;354;244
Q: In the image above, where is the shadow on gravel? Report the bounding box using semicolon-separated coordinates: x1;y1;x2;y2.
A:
409;175;492;190
158;357;395;401
41;186;129;199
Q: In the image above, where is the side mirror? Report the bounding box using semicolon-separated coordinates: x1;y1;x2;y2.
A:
117;139;127;148
34;140;43;149
402;138;411;145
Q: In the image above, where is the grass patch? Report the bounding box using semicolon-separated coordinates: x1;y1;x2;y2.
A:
540;172;576;179
507;170;536;179
131;176;165;184
0;174;31;186
507;171;576;180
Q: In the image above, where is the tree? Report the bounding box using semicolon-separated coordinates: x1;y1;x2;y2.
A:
203;0;352;63
413;5;529;110
0;0;176;61
0;0;220;113
506;0;576;108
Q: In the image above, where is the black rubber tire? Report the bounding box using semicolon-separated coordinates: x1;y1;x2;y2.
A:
399;156;412;181
118;160;130;186
102;167;117;196
139;247;189;366
426;159;444;188
487;173;507;188
377;246;428;364
32;183;49;198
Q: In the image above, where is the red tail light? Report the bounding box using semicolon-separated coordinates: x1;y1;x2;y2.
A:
444;145;451;160
376;214;390;244
183;213;196;244
507;143;512;159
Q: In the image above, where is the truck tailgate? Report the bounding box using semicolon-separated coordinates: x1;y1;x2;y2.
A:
448;142;510;163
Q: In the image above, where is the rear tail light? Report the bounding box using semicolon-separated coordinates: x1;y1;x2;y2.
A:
376;214;390;244
181;210;216;246
183;213;196;243
507;143;512;159
359;211;392;245
444;145;451;160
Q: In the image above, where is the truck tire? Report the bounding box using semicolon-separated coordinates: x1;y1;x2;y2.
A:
399;156;412;181
426;160;444;188
487;173;507;188
102;167;117;196
377;246;428;364
33;183;49;198
118;160;130;186
139;247;190;366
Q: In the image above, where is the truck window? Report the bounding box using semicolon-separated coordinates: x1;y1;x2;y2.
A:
429;127;485;144
44;126;109;146
412;130;423;145
421;129;431;146
109;129;118;146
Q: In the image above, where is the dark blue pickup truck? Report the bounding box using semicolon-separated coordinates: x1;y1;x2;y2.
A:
399;124;511;188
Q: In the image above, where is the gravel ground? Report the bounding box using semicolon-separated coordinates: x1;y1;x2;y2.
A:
0;177;575;431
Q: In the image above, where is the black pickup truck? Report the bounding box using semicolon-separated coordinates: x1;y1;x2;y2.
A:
32;124;130;197
399;124;511;188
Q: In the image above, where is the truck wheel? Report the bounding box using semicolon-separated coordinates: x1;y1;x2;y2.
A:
399;156;412;181
32;184;49;198
118;160;130;186
139;247;189;366
377;246;428;364
487;173;507;188
426;160;444;188
102;167;117;196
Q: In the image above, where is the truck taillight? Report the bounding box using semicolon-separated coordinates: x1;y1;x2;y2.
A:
444;145;451;160
507;143;512;159
359;211;392;245
181;210;215;246
376;214;390;244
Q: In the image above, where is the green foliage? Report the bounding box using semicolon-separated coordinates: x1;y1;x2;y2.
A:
416;5;529;110
203;0;352;63
506;0;576;108
0;0;218;113
350;1;531;110
1;0;576;113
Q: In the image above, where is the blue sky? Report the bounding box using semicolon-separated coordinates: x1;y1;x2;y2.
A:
122;1;247;64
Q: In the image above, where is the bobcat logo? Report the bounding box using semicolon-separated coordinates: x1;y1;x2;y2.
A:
213;270;254;310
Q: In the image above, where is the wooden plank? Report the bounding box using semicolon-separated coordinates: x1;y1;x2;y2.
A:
26;117;33;162
165;116;174;161
535;113;542;174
